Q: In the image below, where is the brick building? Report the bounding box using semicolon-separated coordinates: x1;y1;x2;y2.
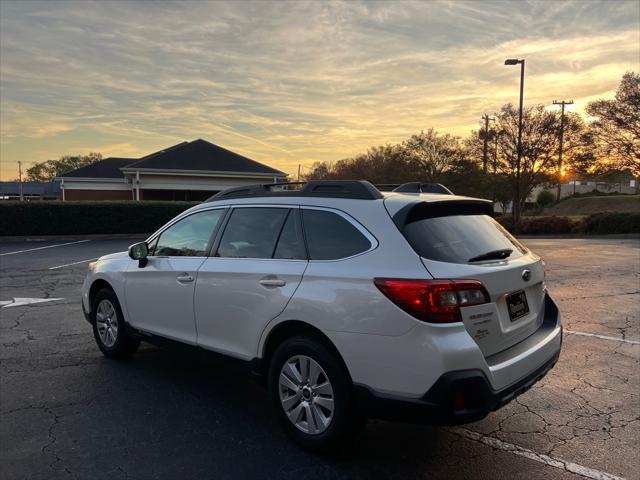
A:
58;139;287;201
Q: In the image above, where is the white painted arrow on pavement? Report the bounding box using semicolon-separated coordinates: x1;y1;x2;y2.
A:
1;298;64;308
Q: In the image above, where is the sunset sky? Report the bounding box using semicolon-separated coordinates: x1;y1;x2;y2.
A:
1;0;638;180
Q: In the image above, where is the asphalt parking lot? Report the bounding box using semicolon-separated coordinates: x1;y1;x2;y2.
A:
1;236;638;480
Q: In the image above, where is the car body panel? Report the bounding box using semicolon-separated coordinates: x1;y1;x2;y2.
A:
124;256;206;344
422;252;546;357
195;257;307;359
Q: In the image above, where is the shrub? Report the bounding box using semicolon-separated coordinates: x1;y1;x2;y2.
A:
496;215;577;235
536;190;555;208
582;212;640;234
520;216;575;234
497;213;640;235
0;201;198;236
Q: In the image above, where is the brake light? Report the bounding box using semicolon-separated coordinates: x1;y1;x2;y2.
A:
373;278;490;323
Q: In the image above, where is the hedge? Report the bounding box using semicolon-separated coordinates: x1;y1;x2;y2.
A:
0;201;198;236
1;202;638;236
497;215;577;234
497;213;640;235
582;212;640;234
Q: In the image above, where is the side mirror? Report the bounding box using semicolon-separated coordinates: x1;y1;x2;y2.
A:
128;242;149;268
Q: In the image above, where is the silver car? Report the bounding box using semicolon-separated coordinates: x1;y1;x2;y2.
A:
81;180;562;451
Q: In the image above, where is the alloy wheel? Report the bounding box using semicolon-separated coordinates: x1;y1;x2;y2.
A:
95;299;118;348
278;355;335;435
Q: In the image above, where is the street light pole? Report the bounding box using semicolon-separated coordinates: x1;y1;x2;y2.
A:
504;58;525;228
552;99;573;201
492;129;501;205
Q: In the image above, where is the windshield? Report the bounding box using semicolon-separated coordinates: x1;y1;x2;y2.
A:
402;214;528;264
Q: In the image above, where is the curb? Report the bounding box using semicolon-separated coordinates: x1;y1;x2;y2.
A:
519;234;640;239
0;233;149;243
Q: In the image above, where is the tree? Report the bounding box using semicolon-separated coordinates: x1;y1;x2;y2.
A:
304;144;413;184
303;129;477;190
26;153;102;182
536;190;554;208
403;129;467;181
586;72;640;176
490;104;595;214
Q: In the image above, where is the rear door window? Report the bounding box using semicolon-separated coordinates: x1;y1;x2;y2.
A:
274;210;307;260
302;209;372;260
216;207;288;259
402;214;527;264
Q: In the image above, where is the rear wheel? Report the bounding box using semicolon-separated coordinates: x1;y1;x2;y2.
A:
91;288;139;358
268;335;364;452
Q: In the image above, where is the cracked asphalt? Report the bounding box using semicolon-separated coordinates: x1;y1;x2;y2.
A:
1;236;638;480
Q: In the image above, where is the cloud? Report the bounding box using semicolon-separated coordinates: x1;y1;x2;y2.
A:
0;0;638;179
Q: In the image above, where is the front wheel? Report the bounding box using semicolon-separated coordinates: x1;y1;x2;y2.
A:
91;287;140;358
268;335;364;452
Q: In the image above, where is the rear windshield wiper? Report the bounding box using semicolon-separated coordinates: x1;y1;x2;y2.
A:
468;248;513;263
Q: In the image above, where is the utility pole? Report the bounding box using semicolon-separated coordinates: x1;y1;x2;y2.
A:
481;114;495;173
297;163;301;182
18;161;24;201
552;99;573;201
492;129;502;206
493;130;500;174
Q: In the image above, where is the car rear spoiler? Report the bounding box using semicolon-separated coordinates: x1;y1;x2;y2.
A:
392;199;495;229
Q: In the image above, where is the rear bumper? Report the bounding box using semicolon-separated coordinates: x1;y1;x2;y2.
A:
355;348;559;425
354;293;562;425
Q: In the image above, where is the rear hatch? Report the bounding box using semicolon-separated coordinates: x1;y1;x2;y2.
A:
388;197;545;357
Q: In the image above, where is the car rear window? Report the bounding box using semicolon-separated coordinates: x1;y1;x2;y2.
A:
302;209;372;260
402;214;527;264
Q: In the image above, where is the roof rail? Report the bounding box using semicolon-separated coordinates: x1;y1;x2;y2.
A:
206;180;384;202
392;182;454;195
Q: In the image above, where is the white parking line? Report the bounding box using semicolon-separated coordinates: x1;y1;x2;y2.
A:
0;240;90;256
452;428;626;480
48;257;99;270
565;330;640;345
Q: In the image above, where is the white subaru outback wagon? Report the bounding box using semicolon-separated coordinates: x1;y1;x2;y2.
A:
81;180;561;451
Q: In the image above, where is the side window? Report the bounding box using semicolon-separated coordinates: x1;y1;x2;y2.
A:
154;209;225;257
302;209;372;260
217;208;288;259
274;210;307;260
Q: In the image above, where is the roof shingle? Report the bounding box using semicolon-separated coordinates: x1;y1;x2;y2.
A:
123;139;285;175
60;157;135;178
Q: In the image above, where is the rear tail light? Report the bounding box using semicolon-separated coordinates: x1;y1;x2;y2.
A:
373;278;490;323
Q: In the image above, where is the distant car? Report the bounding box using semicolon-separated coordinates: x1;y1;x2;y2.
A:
81;180;562;451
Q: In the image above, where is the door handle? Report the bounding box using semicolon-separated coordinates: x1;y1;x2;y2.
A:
259;278;286;288
176;274;194;283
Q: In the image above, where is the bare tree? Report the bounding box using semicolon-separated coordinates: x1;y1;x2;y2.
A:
586;72;640;177
403;129;465;181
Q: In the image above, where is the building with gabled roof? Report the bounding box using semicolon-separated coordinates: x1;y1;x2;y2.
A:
58;139;287;201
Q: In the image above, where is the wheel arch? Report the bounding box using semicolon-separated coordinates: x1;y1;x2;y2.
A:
258;320;352;384
89;278;114;304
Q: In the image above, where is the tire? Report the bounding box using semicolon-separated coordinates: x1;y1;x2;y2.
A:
91;287;140;358
268;335;364;452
